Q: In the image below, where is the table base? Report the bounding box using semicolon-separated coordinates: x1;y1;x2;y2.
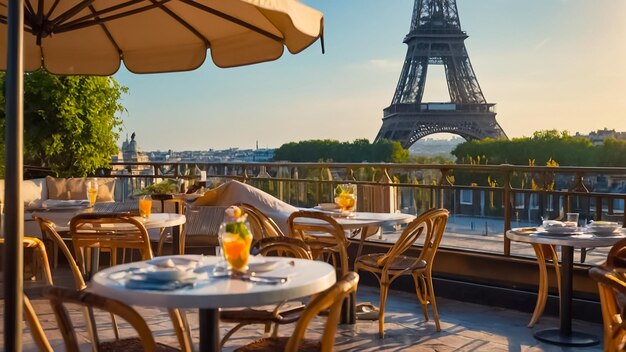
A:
199;308;220;351
534;329;599;347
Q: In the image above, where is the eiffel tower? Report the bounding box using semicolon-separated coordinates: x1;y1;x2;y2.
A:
375;0;507;148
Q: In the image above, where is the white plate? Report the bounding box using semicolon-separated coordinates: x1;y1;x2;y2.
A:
146;256;197;267
248;261;279;273
540;226;579;235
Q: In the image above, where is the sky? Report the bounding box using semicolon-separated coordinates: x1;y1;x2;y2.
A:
113;0;626;151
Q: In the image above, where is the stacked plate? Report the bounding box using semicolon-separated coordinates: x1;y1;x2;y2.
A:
540;220;579;235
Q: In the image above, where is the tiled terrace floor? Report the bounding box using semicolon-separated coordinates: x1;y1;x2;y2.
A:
11;283;603;352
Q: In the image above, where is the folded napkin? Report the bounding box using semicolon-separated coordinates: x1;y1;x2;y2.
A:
125;275;194;291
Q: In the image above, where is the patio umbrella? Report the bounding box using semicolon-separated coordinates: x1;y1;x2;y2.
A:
1;0;324;349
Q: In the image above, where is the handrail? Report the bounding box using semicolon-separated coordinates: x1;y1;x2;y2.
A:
109;161;626;259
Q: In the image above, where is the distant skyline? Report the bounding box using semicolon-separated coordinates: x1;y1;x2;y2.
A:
113;0;626;151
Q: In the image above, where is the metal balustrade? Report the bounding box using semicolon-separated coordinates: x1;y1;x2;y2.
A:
109;161;626;261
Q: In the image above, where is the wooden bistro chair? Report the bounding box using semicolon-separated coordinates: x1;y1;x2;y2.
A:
0;236;53;286
287;210;350;278
237;203;286;240
220;237;313;347
43;285;182;352
70;212;192;351
589;238;626;352
354;208;449;338
234;272;360;352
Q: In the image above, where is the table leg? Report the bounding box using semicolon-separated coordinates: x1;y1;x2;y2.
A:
533;245;598;346
199;308;220;351
172;225;181;255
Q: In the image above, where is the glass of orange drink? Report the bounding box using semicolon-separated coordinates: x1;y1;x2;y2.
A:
138;195;152;219
334;184;357;213
219;206;252;272
86;181;98;207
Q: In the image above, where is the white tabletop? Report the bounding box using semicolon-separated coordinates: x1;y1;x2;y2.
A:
32;212;186;233
89;255;336;309
507;227;626;248
300;210;415;230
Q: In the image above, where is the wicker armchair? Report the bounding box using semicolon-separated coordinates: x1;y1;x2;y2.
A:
173;205;227;255
354;208;448;338
234;272;360;352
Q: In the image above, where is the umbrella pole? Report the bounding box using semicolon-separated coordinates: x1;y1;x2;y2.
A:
4;0;24;350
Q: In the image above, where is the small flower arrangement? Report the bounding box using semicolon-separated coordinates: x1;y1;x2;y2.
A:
223;206;250;239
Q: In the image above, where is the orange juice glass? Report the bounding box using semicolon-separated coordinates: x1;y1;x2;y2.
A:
138;195;152;218
219;222;252;272
87;188;97;207
334;184;357;212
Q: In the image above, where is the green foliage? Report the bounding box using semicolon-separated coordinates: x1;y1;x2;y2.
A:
135;179;179;196
451;130;612;166
273;139;409;163
0;70;127;177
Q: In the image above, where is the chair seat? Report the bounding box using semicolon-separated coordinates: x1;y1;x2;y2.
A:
100;337;179;352
234;337;321;352
220;302;305;324
356;253;426;271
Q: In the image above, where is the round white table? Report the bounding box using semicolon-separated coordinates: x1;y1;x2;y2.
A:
90;255;336;351
507;228;626;347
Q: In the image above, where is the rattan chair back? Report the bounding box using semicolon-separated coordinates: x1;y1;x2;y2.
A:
287;210;349;276
253;237;313;259
237;203;285;240
0;236;53;285
590;265;626;352
35;217;86;290
285;272;359;352
43;286;162;352
70;212;153;273
181;205;228;251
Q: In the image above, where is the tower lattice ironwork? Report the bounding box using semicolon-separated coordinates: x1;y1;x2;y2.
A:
375;0;507;148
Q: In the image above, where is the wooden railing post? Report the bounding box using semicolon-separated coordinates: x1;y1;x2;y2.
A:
503;169;512;256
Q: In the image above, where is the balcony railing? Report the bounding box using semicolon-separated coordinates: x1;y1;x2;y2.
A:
109;161;626;264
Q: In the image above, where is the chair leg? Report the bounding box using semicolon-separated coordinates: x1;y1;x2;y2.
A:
412;273;429;322
529;243;549;328
379;282;389;339
424;272;441;332
221;323;246;349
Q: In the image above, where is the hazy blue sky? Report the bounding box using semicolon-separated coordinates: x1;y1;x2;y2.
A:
113;0;626;151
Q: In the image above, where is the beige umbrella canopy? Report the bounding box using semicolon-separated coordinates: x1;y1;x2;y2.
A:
1;1;323;349
0;0;324;74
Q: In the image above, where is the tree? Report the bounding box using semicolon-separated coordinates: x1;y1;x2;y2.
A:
451;130;597;166
273;139;408;163
0;70;127;177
